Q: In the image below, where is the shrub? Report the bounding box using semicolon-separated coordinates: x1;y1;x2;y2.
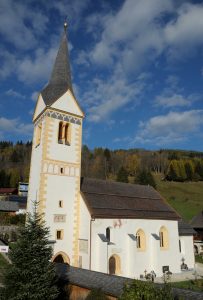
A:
119;280;174;300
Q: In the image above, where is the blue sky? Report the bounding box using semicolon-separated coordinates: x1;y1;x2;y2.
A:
0;0;203;151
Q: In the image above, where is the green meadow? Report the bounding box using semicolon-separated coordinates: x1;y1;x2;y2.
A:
154;174;203;221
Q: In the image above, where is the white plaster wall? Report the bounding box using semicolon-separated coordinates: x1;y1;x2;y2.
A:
45;175;77;264
47;118;81;163
51;91;83;117
90;218;181;278
79;195;91;269
27;120;44;214
180;236;195;269
33;94;46;121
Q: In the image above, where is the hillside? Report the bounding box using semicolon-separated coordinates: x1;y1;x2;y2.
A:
0;141;202;222
155;173;203;221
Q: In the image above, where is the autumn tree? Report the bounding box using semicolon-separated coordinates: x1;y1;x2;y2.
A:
124;154;140;177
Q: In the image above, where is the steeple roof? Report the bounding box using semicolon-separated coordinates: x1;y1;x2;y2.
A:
41;29;73;106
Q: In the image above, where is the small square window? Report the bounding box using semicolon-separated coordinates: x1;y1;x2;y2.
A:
59;200;63;208
56;230;63;240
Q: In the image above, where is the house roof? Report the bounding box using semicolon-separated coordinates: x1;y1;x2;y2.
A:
178;220;196;236
55;264;203;300
190;211;203;229
41;30;73;106
0;188;18;195
80;178;180;220
8;195;27;209
0;201;19;212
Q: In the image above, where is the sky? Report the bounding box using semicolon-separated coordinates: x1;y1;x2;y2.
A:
0;0;203;151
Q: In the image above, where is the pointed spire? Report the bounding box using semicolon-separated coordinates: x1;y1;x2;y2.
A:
41;23;73;106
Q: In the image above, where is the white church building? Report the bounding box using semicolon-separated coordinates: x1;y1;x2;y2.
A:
27;25;195;278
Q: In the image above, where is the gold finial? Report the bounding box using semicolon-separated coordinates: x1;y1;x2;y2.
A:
64;20;68;32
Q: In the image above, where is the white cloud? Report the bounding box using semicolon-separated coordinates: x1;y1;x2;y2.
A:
164;3;203;58
82;69;145;122
31;91;39;102
88;0;172;70
0;117;33;138
17;46;57;84
5;89;25;99
154;75;201;108
0;0;48;50
81;0;203;72
0;49;17;79
155;94;191;107
134;110;203;146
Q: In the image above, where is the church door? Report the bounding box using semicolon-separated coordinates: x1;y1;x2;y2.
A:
109;256;116;274
53;254;64;263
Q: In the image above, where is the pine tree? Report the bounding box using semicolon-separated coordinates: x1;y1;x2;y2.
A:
116;167;129;183
184;160;194;181
1;203;59;300
135;169;156;189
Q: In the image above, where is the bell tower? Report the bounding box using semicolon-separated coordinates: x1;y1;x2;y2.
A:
27;23;84;266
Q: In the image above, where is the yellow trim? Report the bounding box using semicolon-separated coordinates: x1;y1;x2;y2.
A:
109;254;122;275
38;116;54;214
159;226;169;250
56;229;64;240
136;229;146;252
71;121;82;266
35;123;42;147
52;252;70;264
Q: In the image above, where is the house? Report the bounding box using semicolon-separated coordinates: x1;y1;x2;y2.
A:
27;24;195;278
190;211;203;254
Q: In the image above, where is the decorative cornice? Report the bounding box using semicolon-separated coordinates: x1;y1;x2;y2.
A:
35;109;82;126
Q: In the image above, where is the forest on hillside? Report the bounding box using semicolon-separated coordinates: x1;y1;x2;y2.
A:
0;140;203;188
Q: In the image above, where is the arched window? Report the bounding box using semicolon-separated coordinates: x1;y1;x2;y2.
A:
136;229;146;251
159;226;169;249
58;121;71;145
106;227;110;242
58;122;63;144
109;254;121;275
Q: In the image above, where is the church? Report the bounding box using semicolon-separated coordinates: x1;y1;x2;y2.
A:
27;24;195;278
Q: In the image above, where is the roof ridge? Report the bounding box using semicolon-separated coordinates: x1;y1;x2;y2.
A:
82;190;160;200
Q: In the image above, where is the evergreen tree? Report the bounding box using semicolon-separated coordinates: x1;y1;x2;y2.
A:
195;159;203;180
177;160;187;182
135;169;156;189
166;160;179;181
184;160;194;181
116;167;128;183
1;202;59;300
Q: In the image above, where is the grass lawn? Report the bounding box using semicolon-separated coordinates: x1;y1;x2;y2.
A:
154;173;203;221
171;279;203;292
195;255;203;264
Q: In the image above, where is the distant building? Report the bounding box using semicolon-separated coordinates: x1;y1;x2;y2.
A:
190;211;203;254
0;188;18;200
18;182;29;197
27;24;195;278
